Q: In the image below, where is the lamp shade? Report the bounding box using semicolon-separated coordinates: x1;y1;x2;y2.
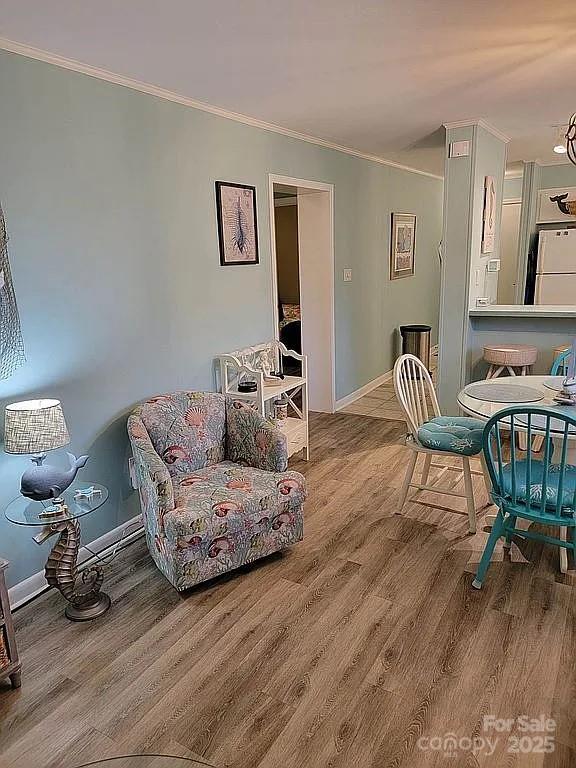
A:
4;399;70;455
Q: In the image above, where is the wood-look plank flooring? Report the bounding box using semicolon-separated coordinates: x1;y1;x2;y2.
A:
1;411;575;768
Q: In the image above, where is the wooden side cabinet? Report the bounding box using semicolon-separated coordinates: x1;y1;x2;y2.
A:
0;559;21;689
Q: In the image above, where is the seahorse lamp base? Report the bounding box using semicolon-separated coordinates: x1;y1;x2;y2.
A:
65;592;111;621
41;518;112;622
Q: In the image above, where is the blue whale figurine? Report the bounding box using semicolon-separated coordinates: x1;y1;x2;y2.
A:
20;453;89;501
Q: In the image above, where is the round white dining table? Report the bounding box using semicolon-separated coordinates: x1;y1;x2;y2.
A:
458;375;575;424
458;374;574;573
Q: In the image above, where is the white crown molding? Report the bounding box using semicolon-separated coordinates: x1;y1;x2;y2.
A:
538;159;574;168
519;159;576;168
504;169;523;178
443;119;510;144
0;37;443;181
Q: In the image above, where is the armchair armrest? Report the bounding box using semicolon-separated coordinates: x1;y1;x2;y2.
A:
225;399;288;472
127;414;175;533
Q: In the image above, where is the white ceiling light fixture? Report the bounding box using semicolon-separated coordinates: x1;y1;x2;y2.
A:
553;125;567;154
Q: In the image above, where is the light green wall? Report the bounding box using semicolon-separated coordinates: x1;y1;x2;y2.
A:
438;125;475;413
468;129;506;307
469;315;576;379
0;51;443;587
503;176;523;201
540;163;576;189
438;124;507;411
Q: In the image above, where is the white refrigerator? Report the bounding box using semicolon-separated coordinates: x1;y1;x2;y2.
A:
535;228;576;304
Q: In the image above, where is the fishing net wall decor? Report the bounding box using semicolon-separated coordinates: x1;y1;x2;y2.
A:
0;203;25;379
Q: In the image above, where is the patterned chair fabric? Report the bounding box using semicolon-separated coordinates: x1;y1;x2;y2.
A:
500;460;576;511
128;391;305;590
417;416;485;456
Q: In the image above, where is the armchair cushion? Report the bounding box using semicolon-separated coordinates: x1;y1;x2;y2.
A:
164;461;306;589
226;399;288;472
167;461;305;540
139;391;226;474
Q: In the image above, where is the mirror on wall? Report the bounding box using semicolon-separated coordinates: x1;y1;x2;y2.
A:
495;154;576;308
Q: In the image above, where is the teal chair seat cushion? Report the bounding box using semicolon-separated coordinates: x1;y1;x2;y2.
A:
417;416;485;456
501;460;576;512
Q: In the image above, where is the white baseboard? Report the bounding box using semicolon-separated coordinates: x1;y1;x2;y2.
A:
335;369;394;411
8;514;144;610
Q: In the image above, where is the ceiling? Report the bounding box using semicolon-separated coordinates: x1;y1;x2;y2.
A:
1;0;575;176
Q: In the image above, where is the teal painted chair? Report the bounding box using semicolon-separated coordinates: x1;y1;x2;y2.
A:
551;349;571;376
473;405;576;588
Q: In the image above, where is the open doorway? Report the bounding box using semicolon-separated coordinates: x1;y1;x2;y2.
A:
273;189;302;375
268;175;335;413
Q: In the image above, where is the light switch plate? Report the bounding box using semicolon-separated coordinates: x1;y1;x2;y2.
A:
343;268;352;282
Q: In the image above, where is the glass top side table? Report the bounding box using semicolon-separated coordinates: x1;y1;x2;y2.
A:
75;756;215;767
4;483;111;621
5;483;108;526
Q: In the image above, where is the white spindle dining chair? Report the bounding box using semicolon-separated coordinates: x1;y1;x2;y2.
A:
393;354;489;533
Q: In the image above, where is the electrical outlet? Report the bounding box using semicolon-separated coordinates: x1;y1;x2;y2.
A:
476;297;490;306
343;269;352;282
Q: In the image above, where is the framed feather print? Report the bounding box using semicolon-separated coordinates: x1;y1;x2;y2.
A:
215;181;259;265
481;175;496;254
390;213;416;279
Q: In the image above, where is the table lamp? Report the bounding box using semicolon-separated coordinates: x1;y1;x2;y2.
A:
4;399;88;509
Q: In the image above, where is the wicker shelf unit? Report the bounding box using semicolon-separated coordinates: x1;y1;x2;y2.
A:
218;340;309;460
0;559;21;689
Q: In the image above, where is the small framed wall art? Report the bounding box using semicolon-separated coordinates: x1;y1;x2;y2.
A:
481;175;496;254
390;213;416;279
215;181;259;265
537;187;576;224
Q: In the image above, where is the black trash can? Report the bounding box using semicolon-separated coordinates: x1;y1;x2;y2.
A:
399;324;431;374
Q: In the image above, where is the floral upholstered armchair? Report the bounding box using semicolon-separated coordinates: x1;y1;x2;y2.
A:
127;391;306;590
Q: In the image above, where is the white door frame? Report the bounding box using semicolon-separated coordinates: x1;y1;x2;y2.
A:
268;173;336;413
500;198;522;304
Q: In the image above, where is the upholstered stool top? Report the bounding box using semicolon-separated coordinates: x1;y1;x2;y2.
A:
483;344;537;367
417;416;484;456
501;460;576;511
